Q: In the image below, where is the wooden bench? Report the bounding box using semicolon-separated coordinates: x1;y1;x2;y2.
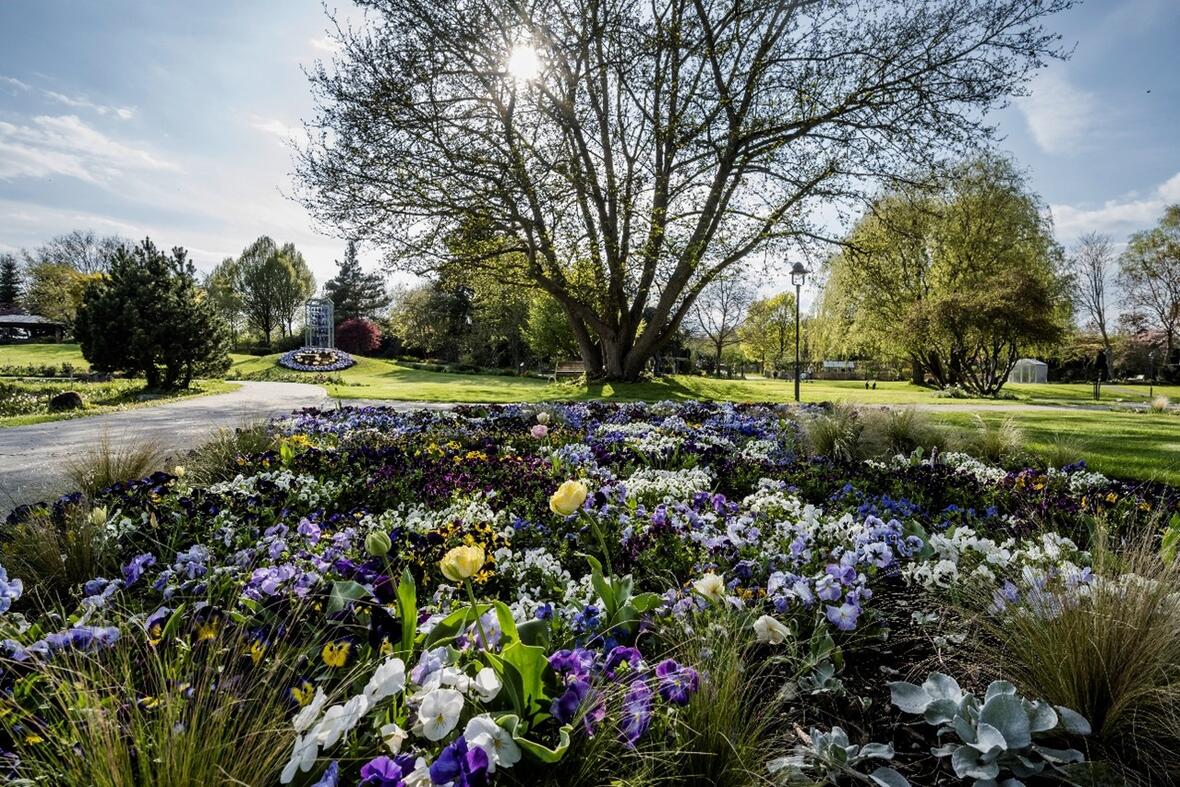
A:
553;360;586;381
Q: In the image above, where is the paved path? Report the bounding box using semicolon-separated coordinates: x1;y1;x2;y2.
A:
0;381;331;514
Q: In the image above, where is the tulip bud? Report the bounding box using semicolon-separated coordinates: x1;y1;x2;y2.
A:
365;530;392;558
536;411;550;425
88;506;109;528
440;545;486;582
549;479;589;516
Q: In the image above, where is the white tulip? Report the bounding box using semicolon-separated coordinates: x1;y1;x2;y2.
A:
753;614;791;645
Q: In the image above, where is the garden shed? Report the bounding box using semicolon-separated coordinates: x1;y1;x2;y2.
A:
1008;357;1048;384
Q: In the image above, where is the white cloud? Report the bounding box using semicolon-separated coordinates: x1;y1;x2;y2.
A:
1051;171;1180;245
250;116;299;139
309;35;341;54
44;90;136;120
0;75;32;92
1017;70;1099;155
0;114;178;183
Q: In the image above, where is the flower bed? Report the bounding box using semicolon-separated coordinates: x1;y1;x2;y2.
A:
279;347;356;372
0;402;1176;785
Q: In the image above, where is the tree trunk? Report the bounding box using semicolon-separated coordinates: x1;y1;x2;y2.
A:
910;356;924;386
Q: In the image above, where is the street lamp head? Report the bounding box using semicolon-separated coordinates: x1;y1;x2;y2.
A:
789;262;809;287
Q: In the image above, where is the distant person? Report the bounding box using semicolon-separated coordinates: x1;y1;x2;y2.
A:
872;381;877;390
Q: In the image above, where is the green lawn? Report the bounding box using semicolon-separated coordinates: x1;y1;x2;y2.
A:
0;342;90;369
0;378;237;427
5;344;1180;483
931;409;1180;485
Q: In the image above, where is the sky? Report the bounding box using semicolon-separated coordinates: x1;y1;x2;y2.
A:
1;0;1178;294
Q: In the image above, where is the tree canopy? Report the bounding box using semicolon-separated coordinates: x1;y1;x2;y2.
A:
296;0;1074;380
821;156;1070;395
325;240;390;321
1118;205;1180;363
75;239;231;389
236;236;316;348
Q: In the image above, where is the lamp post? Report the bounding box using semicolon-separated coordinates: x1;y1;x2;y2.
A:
790;262;809;402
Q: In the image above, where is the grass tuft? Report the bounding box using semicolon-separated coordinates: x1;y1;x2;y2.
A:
972;524;1180;784
62;432;167;499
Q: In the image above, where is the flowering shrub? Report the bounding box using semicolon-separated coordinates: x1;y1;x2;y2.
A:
0;402;1174;785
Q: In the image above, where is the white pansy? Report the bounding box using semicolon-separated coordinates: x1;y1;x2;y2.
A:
464;714;522;772
472;667;502;702
417;687;465;741
292;687;327;733
380;721;409;754
364;657;407;703
314;694;370;748
279;733;318;784
753;614;791;645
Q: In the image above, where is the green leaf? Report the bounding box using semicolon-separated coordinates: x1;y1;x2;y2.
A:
629;592;663;613
424;603;491;649
485;653;527;718
515;618;551;648
396;569;417;656
500;714;572;763
870;766;911;787
160;603;187;642
493;601;520;642
500;640;550;714
327;580;370;614
979;694;1031;750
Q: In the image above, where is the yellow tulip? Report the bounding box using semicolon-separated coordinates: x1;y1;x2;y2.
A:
549;479;589;516
440;544;486;582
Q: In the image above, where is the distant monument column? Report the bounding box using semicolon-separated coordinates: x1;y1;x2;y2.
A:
305;297;335;349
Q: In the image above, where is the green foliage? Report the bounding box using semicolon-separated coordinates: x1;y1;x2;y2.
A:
388;282;474;360
969;414;1025;464
739;291;797;373
235;236;315;348
182;421;275;485
21;261;99;330
75;239;231;389
9;622;299;786
823;155;1071;395
889;672;1089;785
0;252;20;306
804;406;866;462
0;502;117;602
324;239;389;320
204;256;246;343
1117;204;1180;359
861;407;952;457
524;292;578;364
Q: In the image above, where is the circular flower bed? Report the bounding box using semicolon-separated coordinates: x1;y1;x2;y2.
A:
278;347;356;372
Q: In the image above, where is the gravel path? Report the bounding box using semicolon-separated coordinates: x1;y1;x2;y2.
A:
0;381;331;514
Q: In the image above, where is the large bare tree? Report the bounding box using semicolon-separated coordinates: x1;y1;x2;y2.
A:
1066;231;1114;359
690;269;754;375
1118;205;1180;363
296;0;1074;380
